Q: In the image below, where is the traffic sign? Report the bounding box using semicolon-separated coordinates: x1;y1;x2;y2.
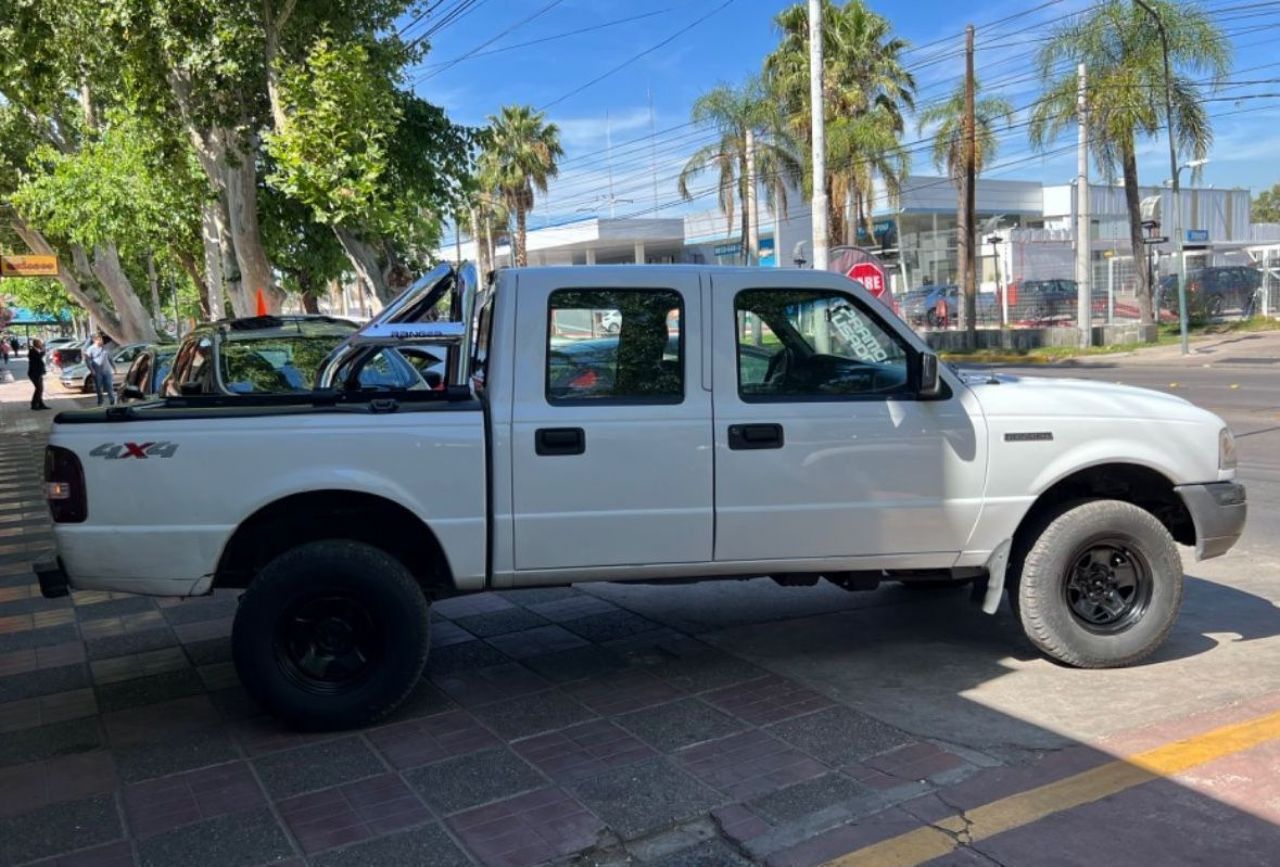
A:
0;255;58;277
848;261;887;298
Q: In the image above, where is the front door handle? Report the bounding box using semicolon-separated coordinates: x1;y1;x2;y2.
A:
728;423;784;450
535;427;585;456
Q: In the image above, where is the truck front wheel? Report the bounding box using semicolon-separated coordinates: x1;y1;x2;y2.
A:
1013;500;1183;668
232;539;430;730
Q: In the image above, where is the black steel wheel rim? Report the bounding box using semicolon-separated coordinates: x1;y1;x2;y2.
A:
1063;538;1152;634
275;593;380;694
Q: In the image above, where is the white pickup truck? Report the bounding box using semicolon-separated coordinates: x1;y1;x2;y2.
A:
38;263;1245;729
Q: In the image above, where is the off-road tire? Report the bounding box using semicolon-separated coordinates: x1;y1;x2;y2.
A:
232;539;430;730
1013;499;1182;668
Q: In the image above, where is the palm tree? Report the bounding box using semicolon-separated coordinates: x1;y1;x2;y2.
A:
478;105;563;267
678;78;802;265
918;83;1014;329
1030;0;1229;325
764;0;916;245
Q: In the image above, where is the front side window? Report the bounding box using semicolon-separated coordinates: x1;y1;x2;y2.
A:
736;289;910;400
547;289;683;404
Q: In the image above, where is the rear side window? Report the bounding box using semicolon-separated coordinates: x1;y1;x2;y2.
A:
546;289;683;404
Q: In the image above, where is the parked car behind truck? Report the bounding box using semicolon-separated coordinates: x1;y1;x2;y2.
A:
38;263;1245;730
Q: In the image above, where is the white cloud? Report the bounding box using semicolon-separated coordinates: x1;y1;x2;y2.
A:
555;108;656;149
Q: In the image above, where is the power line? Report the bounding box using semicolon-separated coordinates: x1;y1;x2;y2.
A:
415;0;567;84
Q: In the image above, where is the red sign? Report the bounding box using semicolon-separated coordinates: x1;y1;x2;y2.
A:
848;261;887;298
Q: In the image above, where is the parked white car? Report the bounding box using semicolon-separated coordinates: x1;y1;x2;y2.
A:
37;263;1245;729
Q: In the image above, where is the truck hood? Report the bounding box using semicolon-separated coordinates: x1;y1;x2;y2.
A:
959;370;1212;423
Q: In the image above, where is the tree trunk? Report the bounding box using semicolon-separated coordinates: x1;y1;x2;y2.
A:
9;215;123;338
89;245;160;344
174;249;211;319
212;195;248;316
745;129;760;266
300;293;319;313
200;201;225;319
1121;139;1154;326
515;207;528;267
147;253;162;326
223;147;284;313
333;226;393;305
261;0;299;134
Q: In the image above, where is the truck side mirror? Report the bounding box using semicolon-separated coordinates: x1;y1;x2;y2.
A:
918;351;943;399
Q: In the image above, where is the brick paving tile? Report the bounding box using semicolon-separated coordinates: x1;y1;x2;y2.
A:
75;596;156;622
560;610;663;644
606;634;764;693
368;709;499;770
278;773;431;855
766;706;914;768
381;678;455;724
455;608;551;638
616;698;747;753
0;717;102;768
0;662;89;703
703;675;835;727
133;807;293;867
0;688;97;734
677;729;829;801
35;839;136;867
159;594;239;626
230;715;345;758
448;786;605;867
522;645;630;684
85;628;178;663
0;750;115;818
311;822;468;867
0;622;77;654
428;620;474;649
485;625;589;660
113;726;238;785
180;636;231;667
711;803;772;846
208;686;262;723
171;617;233;646
79;610;165;639
425;639;513;677
564;670;682;717
404;747;547;816
37;642;88;668
864;741;968;783
524;594;617;623
0;793;122;866
430;662;550;708
196;662;239;691
472;688;596;741
569;757;722;841
94;667;205;713
844;763;906;793
123;760;264;838
496;587;582;605
764;806;926;867
89;647;190;686
433;593;515;619
513;719;656;783
103;695;222;746
253;736;385;800
646;838;756;866
746;772;872;824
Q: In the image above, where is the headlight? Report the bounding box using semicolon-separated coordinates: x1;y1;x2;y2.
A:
1219;427;1237;470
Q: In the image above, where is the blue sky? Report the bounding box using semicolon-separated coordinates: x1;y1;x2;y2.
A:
403;0;1280;232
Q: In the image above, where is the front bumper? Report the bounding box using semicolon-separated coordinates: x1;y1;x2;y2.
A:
1175;482;1247;560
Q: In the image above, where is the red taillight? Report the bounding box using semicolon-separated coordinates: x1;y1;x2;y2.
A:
52;350;62;366
44;446;87;523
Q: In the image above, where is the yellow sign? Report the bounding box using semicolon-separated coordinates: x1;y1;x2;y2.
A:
0;255;59;277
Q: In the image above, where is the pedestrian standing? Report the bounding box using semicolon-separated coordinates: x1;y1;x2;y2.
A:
28;339;49;410
0;338;10;367
85;333;116;406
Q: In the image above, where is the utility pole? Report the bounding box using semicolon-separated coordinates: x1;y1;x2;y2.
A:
1076;63;1092;348
808;0;829;270
745;127;760;266
961;24;977;339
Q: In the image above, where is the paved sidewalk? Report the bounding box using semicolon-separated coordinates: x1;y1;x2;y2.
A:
1;375;1279;867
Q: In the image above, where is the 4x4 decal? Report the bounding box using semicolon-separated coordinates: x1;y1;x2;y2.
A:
89;442;180;460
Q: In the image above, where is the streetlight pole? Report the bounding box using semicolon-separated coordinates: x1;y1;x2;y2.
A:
1132;0;1187;353
808;0;829;271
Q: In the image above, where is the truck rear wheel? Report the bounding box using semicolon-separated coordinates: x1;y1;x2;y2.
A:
1013;500;1182;668
232;539;430;730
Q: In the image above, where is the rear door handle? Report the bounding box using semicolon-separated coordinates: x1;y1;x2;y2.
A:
728;423;784;450
535;427;585;456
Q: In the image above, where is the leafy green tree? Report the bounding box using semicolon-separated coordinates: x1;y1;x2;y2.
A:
478;106;563;268
1253;183;1280;224
765;0;916;244
1030;0;1230;325
678;78;802;264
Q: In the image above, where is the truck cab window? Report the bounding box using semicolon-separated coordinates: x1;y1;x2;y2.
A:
736;289;910;400
547;289;683;404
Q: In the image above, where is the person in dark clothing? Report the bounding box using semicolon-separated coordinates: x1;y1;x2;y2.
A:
28;339;49;410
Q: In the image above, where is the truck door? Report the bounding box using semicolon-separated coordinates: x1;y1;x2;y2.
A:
510;272;712;574
711;280;986;564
